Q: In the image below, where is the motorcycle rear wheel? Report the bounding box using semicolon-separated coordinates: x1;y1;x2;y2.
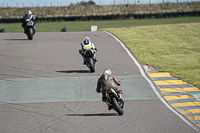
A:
88;58;95;73
111;97;124;115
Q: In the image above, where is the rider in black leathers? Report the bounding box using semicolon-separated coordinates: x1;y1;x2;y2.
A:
22;10;36;33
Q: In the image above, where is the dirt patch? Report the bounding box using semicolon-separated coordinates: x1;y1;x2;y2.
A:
143;65;159;72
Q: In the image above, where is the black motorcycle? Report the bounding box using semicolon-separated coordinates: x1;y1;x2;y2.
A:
25;20;35;40
105;88;124;115
84;49;96;72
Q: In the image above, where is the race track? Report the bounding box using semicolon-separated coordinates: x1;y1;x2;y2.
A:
0;32;197;133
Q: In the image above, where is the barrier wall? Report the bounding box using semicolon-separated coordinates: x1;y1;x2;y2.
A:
0;11;200;23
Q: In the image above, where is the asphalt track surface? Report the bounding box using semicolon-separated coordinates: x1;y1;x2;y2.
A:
0;32;197;133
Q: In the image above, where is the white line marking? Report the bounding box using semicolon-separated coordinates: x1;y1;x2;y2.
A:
104;31;200;132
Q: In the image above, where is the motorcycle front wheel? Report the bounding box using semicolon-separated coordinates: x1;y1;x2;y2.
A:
27;27;33;40
111;97;124;115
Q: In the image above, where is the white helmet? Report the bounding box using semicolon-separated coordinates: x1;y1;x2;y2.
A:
103;69;112;74
83;37;91;45
27;10;32;15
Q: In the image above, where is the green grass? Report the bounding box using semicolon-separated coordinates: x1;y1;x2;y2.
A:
100;22;200;89
1;16;200;32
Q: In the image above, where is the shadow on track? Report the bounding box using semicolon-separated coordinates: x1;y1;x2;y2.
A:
3;39;28;41
66;113;118;116
56;70;90;73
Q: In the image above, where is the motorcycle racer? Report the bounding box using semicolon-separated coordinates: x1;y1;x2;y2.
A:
96;69;123;110
79;37;97;64
22;10;36;33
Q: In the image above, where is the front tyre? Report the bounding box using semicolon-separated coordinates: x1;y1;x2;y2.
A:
111;97;124;115
27;27;33;40
88;58;95;73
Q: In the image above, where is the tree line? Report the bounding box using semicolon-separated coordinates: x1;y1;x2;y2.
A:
70;0;96;6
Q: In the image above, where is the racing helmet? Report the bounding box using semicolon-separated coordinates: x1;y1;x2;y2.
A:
27;10;32;15
103;69;112;74
83;37;91;45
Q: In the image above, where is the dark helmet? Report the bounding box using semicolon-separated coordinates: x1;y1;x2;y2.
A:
83;37;91;45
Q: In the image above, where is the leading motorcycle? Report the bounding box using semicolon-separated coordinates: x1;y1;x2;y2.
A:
24;20;35;40
105;88;124;115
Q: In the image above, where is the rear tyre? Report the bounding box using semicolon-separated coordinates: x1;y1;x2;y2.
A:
88;58;95;73
111;97;124;115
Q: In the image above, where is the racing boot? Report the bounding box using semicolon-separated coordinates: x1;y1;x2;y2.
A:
34;25;36;33
106;101;112;110
103;97;112;110
23;28;26;33
93;55;97;62
83;59;86;65
82;56;86;65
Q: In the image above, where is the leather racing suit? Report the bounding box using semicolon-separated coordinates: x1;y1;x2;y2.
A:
96;73;121;101
79;41;97;64
22;14;36;32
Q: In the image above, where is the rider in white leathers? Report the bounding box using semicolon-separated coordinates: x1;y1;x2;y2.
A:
79;37;97;64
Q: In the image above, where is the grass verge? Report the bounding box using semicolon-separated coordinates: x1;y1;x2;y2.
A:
100;22;200;89
1;16;200;32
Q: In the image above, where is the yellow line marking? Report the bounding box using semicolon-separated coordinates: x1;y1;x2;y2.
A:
148;73;171;78
187;116;200;121
148;72;200;126
164;95;193;100
154;80;187;85
160;87;200;93
170;102;200;107
196;123;200;128
179;109;200;114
